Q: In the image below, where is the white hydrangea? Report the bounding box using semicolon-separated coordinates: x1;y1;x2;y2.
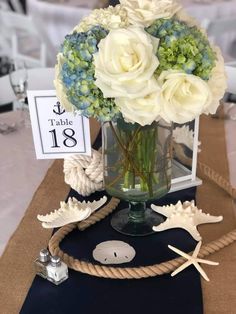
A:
175;9;200;28
74;5;129;32
120;0;181;27
175;9;207;35
205;45;227;114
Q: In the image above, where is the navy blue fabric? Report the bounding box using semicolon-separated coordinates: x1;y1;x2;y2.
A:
108;0;119;6
20;127;203;314
20;187;203;314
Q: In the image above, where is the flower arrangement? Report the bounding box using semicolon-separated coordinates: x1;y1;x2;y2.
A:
54;0;227;201
55;0;226;126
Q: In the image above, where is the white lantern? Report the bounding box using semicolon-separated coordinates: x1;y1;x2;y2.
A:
170;117;202;192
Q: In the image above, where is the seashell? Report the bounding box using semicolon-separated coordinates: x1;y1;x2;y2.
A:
93;241;136;265
37;196;107;228
168;241;219;281
151;200;223;241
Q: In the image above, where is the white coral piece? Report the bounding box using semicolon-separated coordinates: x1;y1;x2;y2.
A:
37;196;107;229
151;200;223;241
173;125;201;151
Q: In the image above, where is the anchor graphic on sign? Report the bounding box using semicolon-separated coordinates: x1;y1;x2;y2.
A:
53;101;65;115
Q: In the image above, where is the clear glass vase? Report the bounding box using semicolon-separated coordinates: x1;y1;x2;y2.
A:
102;118;173;236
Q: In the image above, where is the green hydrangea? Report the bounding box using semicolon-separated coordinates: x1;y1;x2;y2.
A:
60;25;119;122
146;18;216;80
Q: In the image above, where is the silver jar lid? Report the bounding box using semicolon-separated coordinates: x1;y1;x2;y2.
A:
39;249;50;262
50;255;61;267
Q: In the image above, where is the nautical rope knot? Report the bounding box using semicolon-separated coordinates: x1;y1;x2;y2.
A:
63;149;104;196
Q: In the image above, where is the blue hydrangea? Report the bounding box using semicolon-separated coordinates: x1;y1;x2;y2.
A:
59;25;119;122
146;18;216;80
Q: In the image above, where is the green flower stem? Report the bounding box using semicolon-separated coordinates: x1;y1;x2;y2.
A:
108;121;158;198
108;122;147;184
148;126;157;188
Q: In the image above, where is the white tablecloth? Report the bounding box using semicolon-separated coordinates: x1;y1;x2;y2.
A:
0;111;52;256
0;68;56;256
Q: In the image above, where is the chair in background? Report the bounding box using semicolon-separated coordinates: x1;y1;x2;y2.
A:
0;10;57;67
225;65;236;95
0;0;10;10
10;0;24;13
0;0;24;13
0;73;16;106
203;17;236;63
0;34;11;58
27;67;55;90
0;67;55;112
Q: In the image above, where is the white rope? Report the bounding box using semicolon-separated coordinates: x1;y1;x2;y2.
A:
63;149;104;196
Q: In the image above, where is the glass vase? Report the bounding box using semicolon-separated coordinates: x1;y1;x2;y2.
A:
102;118;173;236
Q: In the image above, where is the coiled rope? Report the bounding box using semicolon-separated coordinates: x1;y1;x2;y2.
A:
198;161;236;199
49;149;236;279
49;197;236;279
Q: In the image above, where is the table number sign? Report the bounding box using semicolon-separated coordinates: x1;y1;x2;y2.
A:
27;90;91;159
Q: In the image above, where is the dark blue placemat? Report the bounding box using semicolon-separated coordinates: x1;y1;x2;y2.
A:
20;187;203;314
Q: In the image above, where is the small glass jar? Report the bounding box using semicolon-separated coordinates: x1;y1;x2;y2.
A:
34;249;50;279
46;256;68;285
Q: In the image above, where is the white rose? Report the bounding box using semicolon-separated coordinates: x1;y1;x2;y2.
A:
120;0;181;27
94;27;160;99
205;46;227;114
115;91;161;126
54;53;74;112
158;71;212;124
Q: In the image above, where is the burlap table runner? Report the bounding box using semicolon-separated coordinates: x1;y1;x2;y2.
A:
0;118;100;314
197;116;236;314
0;116;235;313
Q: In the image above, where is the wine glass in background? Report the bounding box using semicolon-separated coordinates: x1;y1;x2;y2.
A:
9;59;29;127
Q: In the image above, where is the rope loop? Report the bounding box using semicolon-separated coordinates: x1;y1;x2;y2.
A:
49;150;236;279
63;149;104;196
48;197;236;280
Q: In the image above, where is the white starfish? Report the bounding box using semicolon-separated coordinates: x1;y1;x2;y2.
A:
151;200;223;241
37;196;107;228
168;242;219;281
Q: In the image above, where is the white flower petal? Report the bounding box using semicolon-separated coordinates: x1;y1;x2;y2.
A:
94;26;160;99
120;0;181;27
206;46;227;114
158;71;212;124
115;89;161;125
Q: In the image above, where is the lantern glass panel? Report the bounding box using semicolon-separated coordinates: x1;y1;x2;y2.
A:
170;117;202;193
